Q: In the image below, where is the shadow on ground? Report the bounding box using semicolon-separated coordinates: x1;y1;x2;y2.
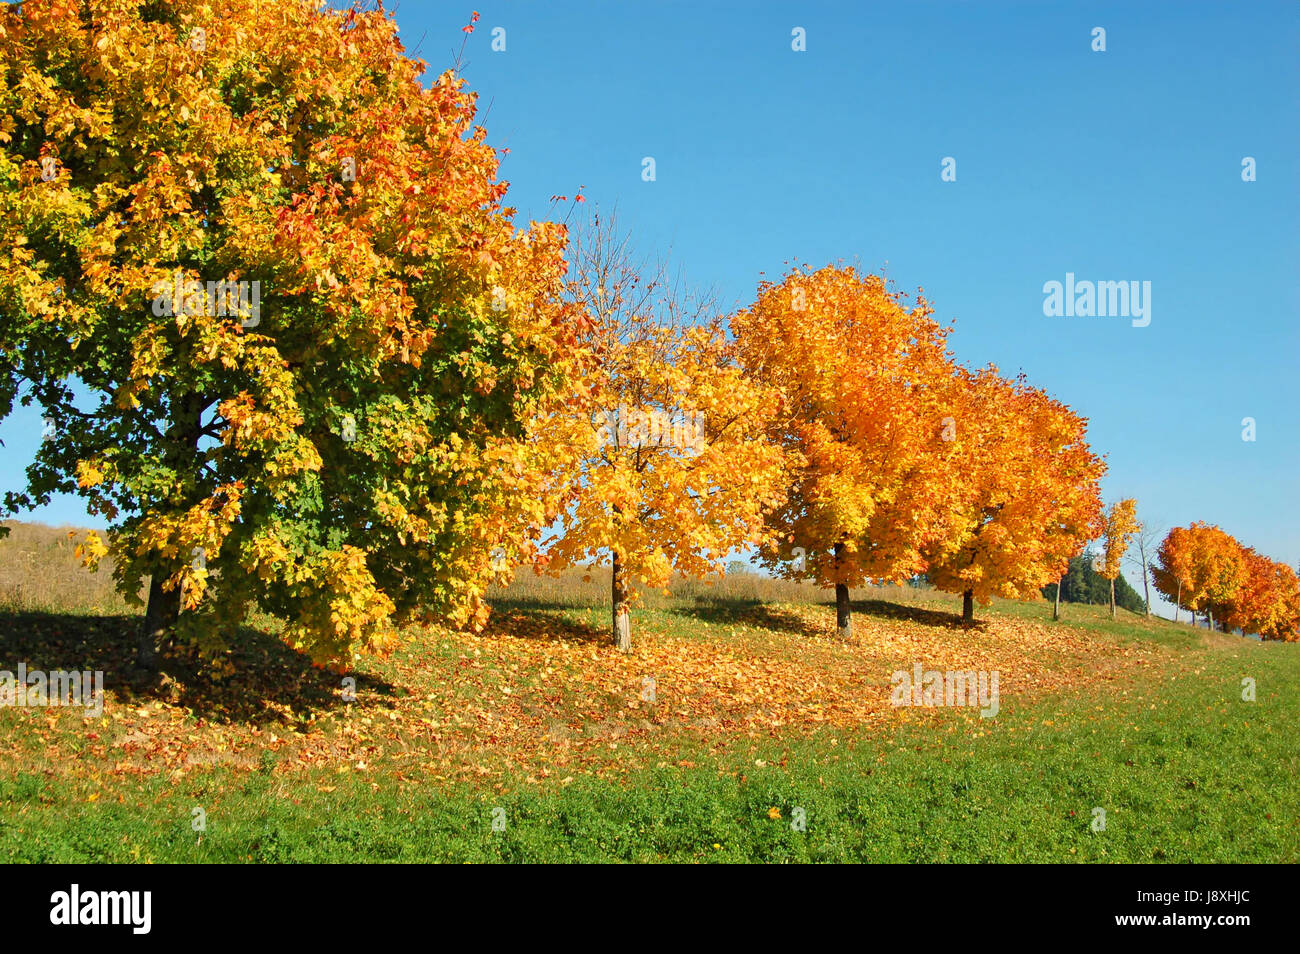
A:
0;610;395;726
836;599;989;632
672;598;822;637
674;595;988;636
484;602;608;644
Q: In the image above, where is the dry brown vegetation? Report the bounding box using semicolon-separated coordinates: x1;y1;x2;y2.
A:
0;521;136;615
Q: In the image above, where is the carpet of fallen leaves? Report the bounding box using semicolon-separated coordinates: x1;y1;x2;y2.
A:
1;600;1169;789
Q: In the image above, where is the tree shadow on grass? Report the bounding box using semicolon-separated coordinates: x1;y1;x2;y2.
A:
0;610;395;727
838;599;990;633
483;602;608;645
671;598;822;638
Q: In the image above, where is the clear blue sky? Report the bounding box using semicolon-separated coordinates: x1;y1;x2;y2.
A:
3;1;1296;610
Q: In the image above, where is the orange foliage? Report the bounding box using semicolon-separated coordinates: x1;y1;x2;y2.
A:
1220;549;1299;641
1099;498;1140;581
1150;523;1248;623
922;370;1105;608
731;266;954;587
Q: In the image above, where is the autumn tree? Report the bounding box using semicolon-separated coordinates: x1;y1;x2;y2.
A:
1097;498;1139;618
1221;548;1300;641
1150;524;1248;630
922;369;1105;623
731;266;955;639
0;0;587;669
539;211;788;651
1151;527;1193;624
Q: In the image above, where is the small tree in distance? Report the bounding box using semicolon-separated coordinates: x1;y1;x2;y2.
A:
1151;524;1248;630
1124;517;1164;616
1098;498;1140;619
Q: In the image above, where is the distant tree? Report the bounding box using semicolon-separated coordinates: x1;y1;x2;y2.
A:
1098;498;1140;619
1043;552;1144;613
1221;548;1300;641
726;560;749;576
1124;518;1164;616
1150;524;1248;629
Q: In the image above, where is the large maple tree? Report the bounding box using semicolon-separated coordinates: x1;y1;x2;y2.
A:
731;265;954;638
0;0;586;667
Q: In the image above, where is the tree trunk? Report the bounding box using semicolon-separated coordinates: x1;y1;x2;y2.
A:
1140;550;1151;616
136;392;206;669
1174;580;1181;623
835;582;851;639
611;552;632;652
1052;576;1062;620
833;542;851;639
1110;578;1116;619
139;575;181;670
962;589;974;624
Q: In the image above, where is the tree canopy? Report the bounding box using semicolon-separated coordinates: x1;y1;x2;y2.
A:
0;0;587;666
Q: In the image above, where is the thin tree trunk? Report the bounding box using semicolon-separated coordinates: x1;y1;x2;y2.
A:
962;589;974;624
1174;580;1181;623
833;541;851;640
1052;576;1061;620
1110;578;1116;619
1140;549;1151;616
611;552;631;652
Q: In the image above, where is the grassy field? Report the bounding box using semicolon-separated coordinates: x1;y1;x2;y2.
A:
1;520;1296;862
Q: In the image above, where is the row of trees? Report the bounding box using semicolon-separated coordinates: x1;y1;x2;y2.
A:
1051;500;1299;641
2;1;1289;668
554;235;1109;648
1152;523;1300;640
